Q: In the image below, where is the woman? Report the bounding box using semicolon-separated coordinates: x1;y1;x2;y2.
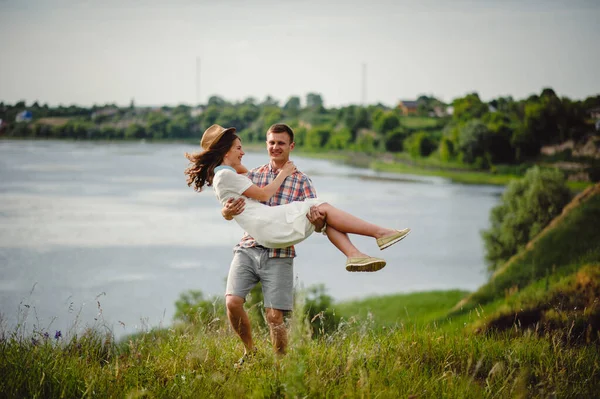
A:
184;127;410;272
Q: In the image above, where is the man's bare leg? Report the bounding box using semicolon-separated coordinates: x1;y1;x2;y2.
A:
265;307;288;355
226;295;254;354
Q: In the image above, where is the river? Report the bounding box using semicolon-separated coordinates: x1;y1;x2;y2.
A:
0;140;503;339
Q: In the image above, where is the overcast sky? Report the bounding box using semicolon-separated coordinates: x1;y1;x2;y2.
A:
1;0;598;108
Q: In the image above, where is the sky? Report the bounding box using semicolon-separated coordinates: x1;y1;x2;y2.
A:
0;0;599;108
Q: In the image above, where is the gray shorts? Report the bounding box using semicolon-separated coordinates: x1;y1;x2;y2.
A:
225;246;294;311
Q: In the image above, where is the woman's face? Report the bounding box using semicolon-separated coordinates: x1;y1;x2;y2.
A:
225;138;245;167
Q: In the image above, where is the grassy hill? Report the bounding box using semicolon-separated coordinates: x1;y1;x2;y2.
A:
1;184;599;397
449;183;600;342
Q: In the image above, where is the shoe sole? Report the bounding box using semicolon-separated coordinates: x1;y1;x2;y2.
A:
379;230;411;250
346;259;387;272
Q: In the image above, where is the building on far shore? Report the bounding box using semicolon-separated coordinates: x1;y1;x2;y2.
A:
397;100;418;116
16;110;32;123
589;107;600;120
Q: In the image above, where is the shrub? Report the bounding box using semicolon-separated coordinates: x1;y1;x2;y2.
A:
404;131;436;158
174;290;225;327
438;136;454;162
481;166;572;272
303;284;340;338
384;128;408;152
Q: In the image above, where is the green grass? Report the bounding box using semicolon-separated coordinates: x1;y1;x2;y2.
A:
371;160;520;185
333;290;469;327
458;190;600;311
400;116;446;129
2;309;599;398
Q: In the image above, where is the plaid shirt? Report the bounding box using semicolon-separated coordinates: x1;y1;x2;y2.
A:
237;162;318;258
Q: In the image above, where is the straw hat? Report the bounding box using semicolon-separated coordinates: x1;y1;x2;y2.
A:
200;124;236;151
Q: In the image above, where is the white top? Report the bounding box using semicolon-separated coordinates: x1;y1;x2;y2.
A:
212;167;323;248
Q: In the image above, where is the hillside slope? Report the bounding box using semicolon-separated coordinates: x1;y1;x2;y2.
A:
450;183;600;341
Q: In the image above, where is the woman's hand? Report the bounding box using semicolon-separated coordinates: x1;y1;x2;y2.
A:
280;161;297;178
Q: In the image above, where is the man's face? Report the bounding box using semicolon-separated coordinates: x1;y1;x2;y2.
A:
266;131;295;164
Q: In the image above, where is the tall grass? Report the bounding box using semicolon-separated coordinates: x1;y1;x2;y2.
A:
1;291;599;398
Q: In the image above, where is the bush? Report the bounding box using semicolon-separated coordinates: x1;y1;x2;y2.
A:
174;290;225;327
481;166;572;272
384;128;408;152
458;119;491;164
404;131;436;158
438;136;454;162
303;284;340;338
305;125;332;150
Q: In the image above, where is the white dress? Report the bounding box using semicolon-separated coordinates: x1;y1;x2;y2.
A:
213;167;324;248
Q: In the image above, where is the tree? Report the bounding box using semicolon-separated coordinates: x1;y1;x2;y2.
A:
353;132;377;153
404;131;436;158
207;95;226;107
438;136;454;162
482;112;516;163
168;114;193;139
481;166;571;272
238;104;260;127
261;95;279;107
261;107;283;133
200;105;220;128
305;125;332;149
384;127;408;152
215;106;243;130
283;96;301;116
373;111;400;136
452;93;489;123
146;112;169;139
458;119;493;164
306;92;324;108
328;127;352;150
125;123;146;139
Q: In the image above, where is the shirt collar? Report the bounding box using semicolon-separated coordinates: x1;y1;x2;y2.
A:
268;161;288;174
215;165;236;173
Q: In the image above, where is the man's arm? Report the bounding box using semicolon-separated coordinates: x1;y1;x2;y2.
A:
222;197;245;220
307;205;326;233
300;175;326;232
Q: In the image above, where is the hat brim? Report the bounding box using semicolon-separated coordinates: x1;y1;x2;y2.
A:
201;126;237;152
211;127;236;148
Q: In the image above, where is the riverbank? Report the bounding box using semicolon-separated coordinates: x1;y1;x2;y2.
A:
290;148;592;191
2;137;591;190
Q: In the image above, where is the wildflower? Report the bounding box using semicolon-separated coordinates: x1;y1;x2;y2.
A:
43;332;50;340
31;338;39;346
54;330;62;340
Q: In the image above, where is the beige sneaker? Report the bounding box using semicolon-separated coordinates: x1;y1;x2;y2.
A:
377;228;411;250
345;256;386;272
234;347;257;370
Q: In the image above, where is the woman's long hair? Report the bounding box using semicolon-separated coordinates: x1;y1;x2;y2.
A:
184;132;240;192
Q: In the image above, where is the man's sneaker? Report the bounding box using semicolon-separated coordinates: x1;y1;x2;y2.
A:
234;348;257;369
345;256;386;272
377;228;411;250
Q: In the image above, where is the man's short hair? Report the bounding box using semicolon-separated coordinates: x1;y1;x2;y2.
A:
267;124;294;143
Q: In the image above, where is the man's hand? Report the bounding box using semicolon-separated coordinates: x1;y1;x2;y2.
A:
222;197;245;220
306;205;326;232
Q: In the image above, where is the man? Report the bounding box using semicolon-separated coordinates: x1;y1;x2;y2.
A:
221;123;325;364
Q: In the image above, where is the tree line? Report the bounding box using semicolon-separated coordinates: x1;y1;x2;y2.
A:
1;90;599;170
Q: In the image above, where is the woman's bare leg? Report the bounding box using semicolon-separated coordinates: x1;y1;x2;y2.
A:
325;226;368;258
317;203;396;238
